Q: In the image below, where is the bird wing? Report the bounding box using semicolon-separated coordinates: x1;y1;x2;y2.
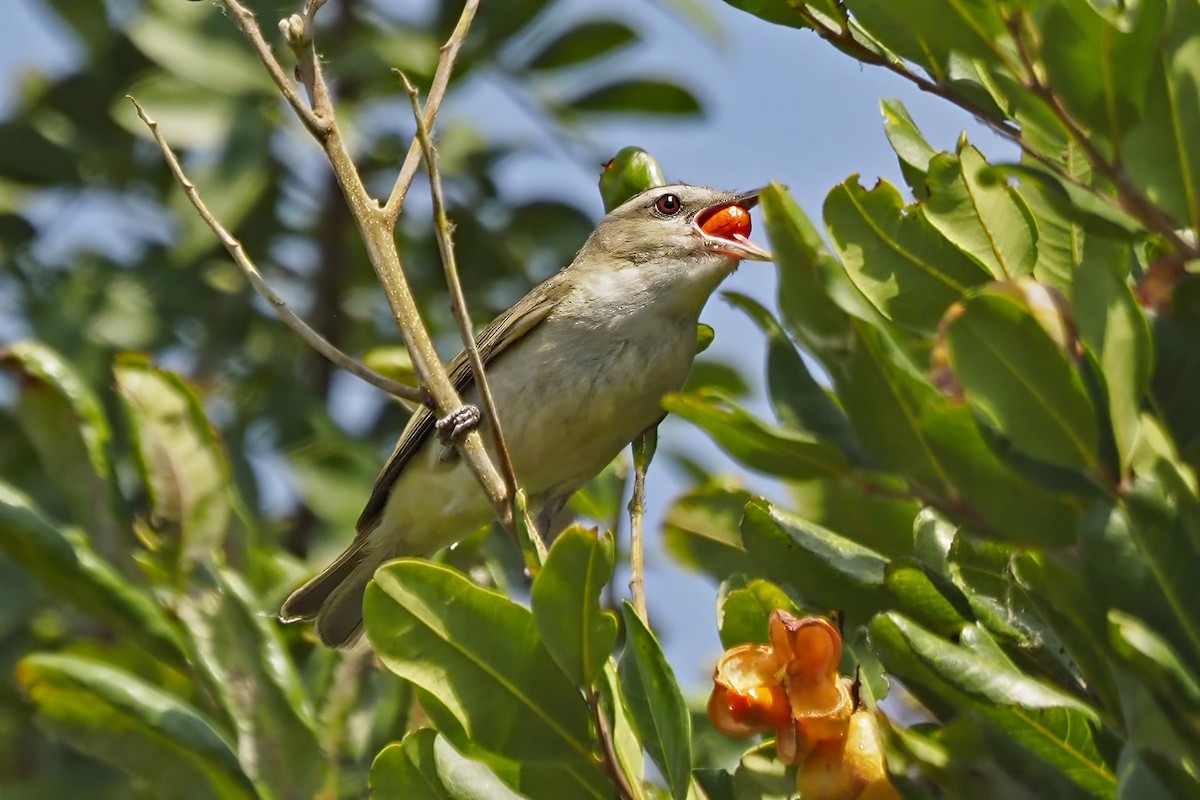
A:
354;275;563;534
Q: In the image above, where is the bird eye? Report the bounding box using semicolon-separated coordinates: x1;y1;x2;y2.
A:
654;193;682;215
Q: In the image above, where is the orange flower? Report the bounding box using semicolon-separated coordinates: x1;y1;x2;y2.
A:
708;610;853;764
796;709;899;800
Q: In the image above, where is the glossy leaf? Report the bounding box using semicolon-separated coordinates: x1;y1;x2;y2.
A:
619;602;692;800
884;559;973;639
925;142;1037;280
741;498;888;620
717;577;800;648
370;730;453;800
881;98;938;197
724;291;865;464
599;660;645;796
1039;0;1165;143
1122;0;1200;228
944;290;1098;470
663;390;848;480
432;735;531;800
178;571;323;800
825;177;991;332
528;20;637;71
789;475;918;560
114;355;232;576
1071;243;1152;474
0;482;183;664
877;614;1096;713
365;560;593;764
17;654;257;800
531;526;618;687
569;80;701;117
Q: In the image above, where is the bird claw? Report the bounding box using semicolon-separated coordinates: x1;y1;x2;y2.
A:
436;404;482;442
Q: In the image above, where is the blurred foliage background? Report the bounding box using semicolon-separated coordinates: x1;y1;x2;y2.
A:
4;0;1200;798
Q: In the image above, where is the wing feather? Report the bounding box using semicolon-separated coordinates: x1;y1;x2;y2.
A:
354;275;563;533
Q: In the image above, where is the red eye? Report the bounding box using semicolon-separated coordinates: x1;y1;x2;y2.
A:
654;193;682;215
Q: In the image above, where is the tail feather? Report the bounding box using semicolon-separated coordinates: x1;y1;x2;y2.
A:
281;536;380;648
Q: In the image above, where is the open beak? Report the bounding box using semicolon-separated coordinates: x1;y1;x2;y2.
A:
693;189;773;262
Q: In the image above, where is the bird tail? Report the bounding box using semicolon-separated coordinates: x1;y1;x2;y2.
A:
281;535;382;648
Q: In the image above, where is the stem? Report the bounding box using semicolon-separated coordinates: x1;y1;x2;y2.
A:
383;0;480;225
589;690;639;800
220;0;327;137
215;0;521;536
627;428;656;625
128;96;422;403
401;72;544;557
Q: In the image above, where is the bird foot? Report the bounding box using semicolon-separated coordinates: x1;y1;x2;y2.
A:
436;404;482;442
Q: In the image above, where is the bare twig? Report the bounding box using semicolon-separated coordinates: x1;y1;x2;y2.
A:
589;690;639;800
627;428;656;625
127;96;422;403
279;0;336;122
383;0;480;224
220;0;328;137
401;75;522;500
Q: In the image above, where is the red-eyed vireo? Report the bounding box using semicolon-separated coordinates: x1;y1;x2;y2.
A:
282;183;771;646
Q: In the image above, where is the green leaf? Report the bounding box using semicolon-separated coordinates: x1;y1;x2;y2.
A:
17;654;257;800
0;482;184;664
569;80;701;117
1071;245;1152;474
881;98;938;197
789;475;918;560
1039;0;1166;143
1149;314;1200;466
1081;488;1200;676
719;0;806;30
740;498;888;620
663;390;848;480
945;290;1099;470
723;292;865;464
0;341;125;554
527;20;637;70
841;0;1008;80
717;577;799;648
127;13;268;95
619;602;692;800
1123;0;1200;228
884;559;973;639
877;614;1096;714
661;479;752;581
761;184;858;362
531;526;619;687
824;177;991;332
364;560;593;764
113;355;233;576
925;143;1037;280
599;146;666;212
1012;552;1123;719
1108;611;1200;747
371;730;453;800
432;734;531;800
178;571;323;800
598;660;645;796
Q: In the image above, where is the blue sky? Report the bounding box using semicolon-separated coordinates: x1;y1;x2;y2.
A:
2;0;1014;685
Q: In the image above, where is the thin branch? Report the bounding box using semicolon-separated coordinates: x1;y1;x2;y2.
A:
127;96;422;403
402;76;522;498
220;0;328;138
589;690;639;800
627;428;656;625
279;0;336;122
383;0;480;224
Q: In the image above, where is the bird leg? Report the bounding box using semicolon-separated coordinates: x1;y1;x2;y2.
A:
435;404;482;442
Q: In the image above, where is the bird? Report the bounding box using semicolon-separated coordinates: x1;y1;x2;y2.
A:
281;183;771;647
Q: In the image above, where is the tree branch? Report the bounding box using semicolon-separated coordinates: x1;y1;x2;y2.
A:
627;428;656;625
127;96;422;403
220;0;328;138
382;0;479;225
401;74;535;546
